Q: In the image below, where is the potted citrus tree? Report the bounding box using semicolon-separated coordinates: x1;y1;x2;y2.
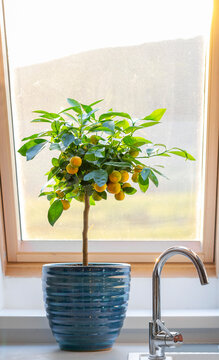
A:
18;98;195;351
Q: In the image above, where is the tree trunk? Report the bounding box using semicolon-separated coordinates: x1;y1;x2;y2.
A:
82;191;90;266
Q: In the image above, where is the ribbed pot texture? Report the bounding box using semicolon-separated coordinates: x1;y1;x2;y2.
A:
42;263;131;351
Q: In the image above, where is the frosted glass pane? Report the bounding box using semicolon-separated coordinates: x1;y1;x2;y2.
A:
4;0;213;240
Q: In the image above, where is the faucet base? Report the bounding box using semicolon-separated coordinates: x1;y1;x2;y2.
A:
128;354;172;360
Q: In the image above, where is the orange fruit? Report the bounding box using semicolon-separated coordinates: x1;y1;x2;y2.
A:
134;165;144;173
122;182;132;189
61;199;70;210
70;156;82;167
66;164;78;174
90;135;98;145
109;170;122;183
120;170;129;182
93;183;107;192
56;189;65;198
92;192;102;201
129;149;139;158
107;182;121;194
115;191;125;201
132;173;139;183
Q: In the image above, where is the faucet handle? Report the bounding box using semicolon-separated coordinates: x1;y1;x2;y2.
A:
156;319;172;337
156;319;183;346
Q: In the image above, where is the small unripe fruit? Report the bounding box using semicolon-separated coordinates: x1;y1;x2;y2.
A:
56;189;65;198
107;182;121;194
66;164;78;174
90;135;98;145
134;165;144;173
109;170;122;183
120;170;129;182
115;191;125;201
93;183;107;192
70;156;82;167
122;182;132;189
61;199;70;210
129;149;139;158
132;172;139;183
92;192;102;201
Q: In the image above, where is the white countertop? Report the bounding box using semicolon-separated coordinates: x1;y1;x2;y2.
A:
0;344;148;360
1;344;219;360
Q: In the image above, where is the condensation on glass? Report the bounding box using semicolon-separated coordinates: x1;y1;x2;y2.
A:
3;0;213;241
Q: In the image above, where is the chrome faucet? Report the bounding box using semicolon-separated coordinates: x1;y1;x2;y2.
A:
149;246;209;360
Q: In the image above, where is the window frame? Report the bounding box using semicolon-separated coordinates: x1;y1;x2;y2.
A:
0;0;218;276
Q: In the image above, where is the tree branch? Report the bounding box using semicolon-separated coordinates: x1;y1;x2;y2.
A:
82;191;90;266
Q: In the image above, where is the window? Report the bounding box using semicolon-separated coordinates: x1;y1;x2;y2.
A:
0;0;218;275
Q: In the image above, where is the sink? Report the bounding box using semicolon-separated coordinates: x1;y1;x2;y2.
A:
128;353;219;359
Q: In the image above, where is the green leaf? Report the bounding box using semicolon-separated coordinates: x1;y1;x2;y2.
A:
51;120;62;133
81;106;98;120
89;196;96;206
89;99;104;107
26;141;47;161
99;191;107;200
39;191;54;197
139;121;160;128
99;111;131;121
123;135;151;147
81;104;92;113
87;148;105;158
125;122;158;133
22;131;50;141
143;108;166;121
157;153;171;157
18;139;47;157
31;118;52;123
149;170;159;187
52;158;59;167
150;167;169;179
33;111;60;119
140;168;151;181
91;126;114;134
83;169;108;187
48;167;60;180
123;187;137;195
139;178;149;193
49;143;61;151
103;161;132;168
102;120;115;132
93;169;108;187
61;133;75;147
67;98;82;114
115;119;130;129
48;199;63;226
146;147;155;156
168;148;195;161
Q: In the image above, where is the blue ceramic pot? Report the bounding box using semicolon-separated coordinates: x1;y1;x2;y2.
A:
42;263;131;351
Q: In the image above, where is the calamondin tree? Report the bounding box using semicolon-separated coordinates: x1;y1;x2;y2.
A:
18;98;195;265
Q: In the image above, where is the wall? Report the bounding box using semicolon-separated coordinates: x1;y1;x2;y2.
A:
2;276;219;310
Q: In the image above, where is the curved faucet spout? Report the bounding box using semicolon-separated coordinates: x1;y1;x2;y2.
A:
149;246;209;359
152;246;209;322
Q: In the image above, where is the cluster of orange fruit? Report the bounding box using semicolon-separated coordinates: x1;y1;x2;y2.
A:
56;155;144;209
93;165;143;201
66;156;82;175
93;170;129;201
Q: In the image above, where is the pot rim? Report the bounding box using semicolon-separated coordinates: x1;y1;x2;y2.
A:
43;262;130;269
